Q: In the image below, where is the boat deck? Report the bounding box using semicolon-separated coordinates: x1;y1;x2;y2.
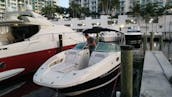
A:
140;51;172;97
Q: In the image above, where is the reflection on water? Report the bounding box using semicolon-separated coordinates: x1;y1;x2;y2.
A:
162;43;172;63
0;73;57;97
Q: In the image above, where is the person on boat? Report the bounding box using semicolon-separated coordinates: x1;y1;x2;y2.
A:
84;33;96;54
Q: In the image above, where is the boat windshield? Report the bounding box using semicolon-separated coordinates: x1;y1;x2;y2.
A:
74;42;86;50
95;42;120;52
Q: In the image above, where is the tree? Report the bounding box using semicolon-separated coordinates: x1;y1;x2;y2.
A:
99;0;120;15
69;1;82;18
81;7;90;17
41;5;56;19
138;3;162;26
68;1;92;18
130;2;141;24
99;0;109;14
164;4;172;15
110;0;120;16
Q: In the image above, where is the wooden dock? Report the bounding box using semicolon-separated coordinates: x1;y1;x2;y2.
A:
140;51;172;97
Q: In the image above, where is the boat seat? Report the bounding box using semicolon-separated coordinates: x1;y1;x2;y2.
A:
65;50;79;64
65;49;90;69
51;63;79;73
88;52;108;66
51;49;90;73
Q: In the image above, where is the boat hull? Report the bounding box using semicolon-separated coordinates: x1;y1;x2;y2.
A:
58;64;120;96
0;45;75;82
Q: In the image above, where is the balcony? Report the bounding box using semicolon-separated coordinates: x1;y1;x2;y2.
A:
0;5;5;9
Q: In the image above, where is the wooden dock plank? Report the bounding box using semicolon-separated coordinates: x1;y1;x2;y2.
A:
154;51;172;80
140;51;172;97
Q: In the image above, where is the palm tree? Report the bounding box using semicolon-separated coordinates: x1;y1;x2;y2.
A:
99;0;120;15
130;2;141;24
41;5;56;19
69;1;81;18
99;0;109;14
110;0;120;15
140;3;155;22
81;7;90;17
139;3;159;50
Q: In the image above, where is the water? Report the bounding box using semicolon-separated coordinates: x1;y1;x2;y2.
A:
0;74;118;97
0;42;172;97
162;42;172;63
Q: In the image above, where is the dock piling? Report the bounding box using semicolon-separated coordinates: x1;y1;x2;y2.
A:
150;32;154;51
160;35;163;50
59;34;63;52
120;45;133;97
143;33;147;54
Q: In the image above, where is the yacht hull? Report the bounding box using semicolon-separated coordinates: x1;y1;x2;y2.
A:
0;45;75;82
58;64;120;96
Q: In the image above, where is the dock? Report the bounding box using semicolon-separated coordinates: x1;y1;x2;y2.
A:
140;51;172;97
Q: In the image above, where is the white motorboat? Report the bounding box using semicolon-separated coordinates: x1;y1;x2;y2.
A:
82;27;125;43
33;42;121;96
0;10;85;82
100;31;122;42
125;26;142;45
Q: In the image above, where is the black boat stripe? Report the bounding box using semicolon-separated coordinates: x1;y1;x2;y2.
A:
58;64;120;93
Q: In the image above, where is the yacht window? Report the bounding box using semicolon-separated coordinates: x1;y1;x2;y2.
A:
11;25;39;42
108;21;114;25
64;24;71;27
77;24;83;26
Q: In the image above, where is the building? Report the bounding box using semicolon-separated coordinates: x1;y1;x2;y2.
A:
0;0;5;18
44;0;59;6
165;0;172;6
69;0;169;15
0;0;19;18
0;0;33;16
0;0;59;18
69;0;99;13
32;0;59;13
53;15;118;32
32;0;45;13
119;0;167;15
140;0;166;6
119;0;129;15
88;0;98;13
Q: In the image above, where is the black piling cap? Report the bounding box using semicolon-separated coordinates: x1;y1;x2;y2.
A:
120;45;133;50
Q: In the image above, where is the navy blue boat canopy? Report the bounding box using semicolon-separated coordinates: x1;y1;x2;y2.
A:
82;27;122;34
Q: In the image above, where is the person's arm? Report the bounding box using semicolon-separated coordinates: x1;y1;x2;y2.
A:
92;40;96;46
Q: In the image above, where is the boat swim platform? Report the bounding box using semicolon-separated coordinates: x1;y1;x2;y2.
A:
140;51;172;97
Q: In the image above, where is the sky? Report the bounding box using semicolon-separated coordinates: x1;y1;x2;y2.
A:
59;0;69;8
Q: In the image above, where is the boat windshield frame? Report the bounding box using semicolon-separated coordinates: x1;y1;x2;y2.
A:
73;42;87;50
95;42;120;52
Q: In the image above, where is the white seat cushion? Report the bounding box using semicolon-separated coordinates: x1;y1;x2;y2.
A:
88;52;108;66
